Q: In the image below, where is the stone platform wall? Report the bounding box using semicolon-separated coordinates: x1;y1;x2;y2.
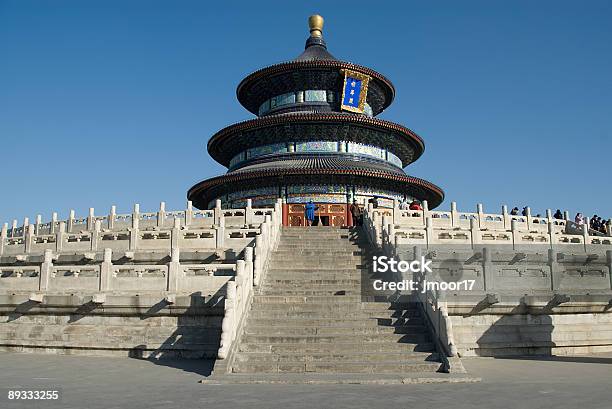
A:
0;200;282;359
365;201;612;358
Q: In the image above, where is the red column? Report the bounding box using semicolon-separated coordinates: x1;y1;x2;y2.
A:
282;203;289;226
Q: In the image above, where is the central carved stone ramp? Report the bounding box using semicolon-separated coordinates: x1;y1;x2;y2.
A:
231;226;442;374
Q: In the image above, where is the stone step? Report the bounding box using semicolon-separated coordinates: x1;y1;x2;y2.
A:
232;361;441;374
243;325;428;336
248;310;422;320
269;255;363;263
265;273;360;279
240;333;429;344
272;250;364;256
258;289;361;296
264;278;362;286
250;302;419;312
237;341;434;354
252;295;364;304
246;317;425;328
234;351;438;364
268;261;363;269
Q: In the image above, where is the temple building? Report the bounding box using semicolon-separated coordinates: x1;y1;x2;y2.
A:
188;15;444;226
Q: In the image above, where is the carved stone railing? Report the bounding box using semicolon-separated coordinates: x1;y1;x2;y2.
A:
0;200;275;257
366;200;612;251
218;201;282;360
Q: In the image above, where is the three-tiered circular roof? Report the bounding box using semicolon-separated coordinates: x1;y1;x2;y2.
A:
187;15;444;209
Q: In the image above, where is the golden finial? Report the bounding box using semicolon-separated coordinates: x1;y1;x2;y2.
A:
308;15;324;38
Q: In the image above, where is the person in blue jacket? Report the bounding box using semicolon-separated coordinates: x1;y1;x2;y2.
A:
305;200;317;226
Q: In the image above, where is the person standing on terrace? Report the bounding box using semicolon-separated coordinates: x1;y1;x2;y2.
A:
305;200;316;227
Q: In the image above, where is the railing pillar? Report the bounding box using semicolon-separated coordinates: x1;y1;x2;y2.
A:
24;225;34;254
511;220;519;250
245;199;253;226
35;214;42;235
157;201;166;227
50;212;58;234
39;249;54;291
185;200;193;227
502;205;510;230
67;210;75;232
216;215;225;249
450;202;458;227
87;207;95;231
100;248;113;291
56;221;66;252
10;219;17;237
0;223;7;256
425;217;433;249
91;220;101;251
171;217;181;251
422;200;430;222
130;204;140;251
168;247;181;292
108;206;116;229
476;203;484;229
215;199;222;225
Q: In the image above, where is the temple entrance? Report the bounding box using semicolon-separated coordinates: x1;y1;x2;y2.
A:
284;203;348;227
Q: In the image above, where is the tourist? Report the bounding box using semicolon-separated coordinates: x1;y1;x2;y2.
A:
590;215;598;230
350;200;362;226
510;207;519;215
521;207;529;216
553;209;563;220
575;213;584;226
399;199;409;210
409;200;423;211
304;200;316;227
368;197;379;209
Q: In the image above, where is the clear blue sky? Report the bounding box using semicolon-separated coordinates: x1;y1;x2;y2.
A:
1;0;611;223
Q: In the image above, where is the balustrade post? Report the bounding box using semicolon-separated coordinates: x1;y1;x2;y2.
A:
130;204;140;251
470;218;480;247
11;219;17;237
502;205;510;230
236;259;246;288
218;281;236;359
68;210;75;233
24;224;34;253
216;215;225;249
422;200;430;223
253;235;263;285
108;205;116;229
35;214;42;235
185;200;193;227
450;202;458;228
215;199;222;225
168;247;181;292
393;199;400;225
549;248;560;292
0;223;7;256
245;199;253;226
91;220;101;251
87;208;95;231
157;201;166;227
50;212;58;234
476;203;484;229
56;222;66;252
525;206;532;230
100;248;112;291
582;223;589;252
170;217;181;252
425;217;433;249
23;217;29;237
39;249;54;291
244;246;254;284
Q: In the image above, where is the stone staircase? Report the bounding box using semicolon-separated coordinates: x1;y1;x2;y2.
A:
229;226;443;374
